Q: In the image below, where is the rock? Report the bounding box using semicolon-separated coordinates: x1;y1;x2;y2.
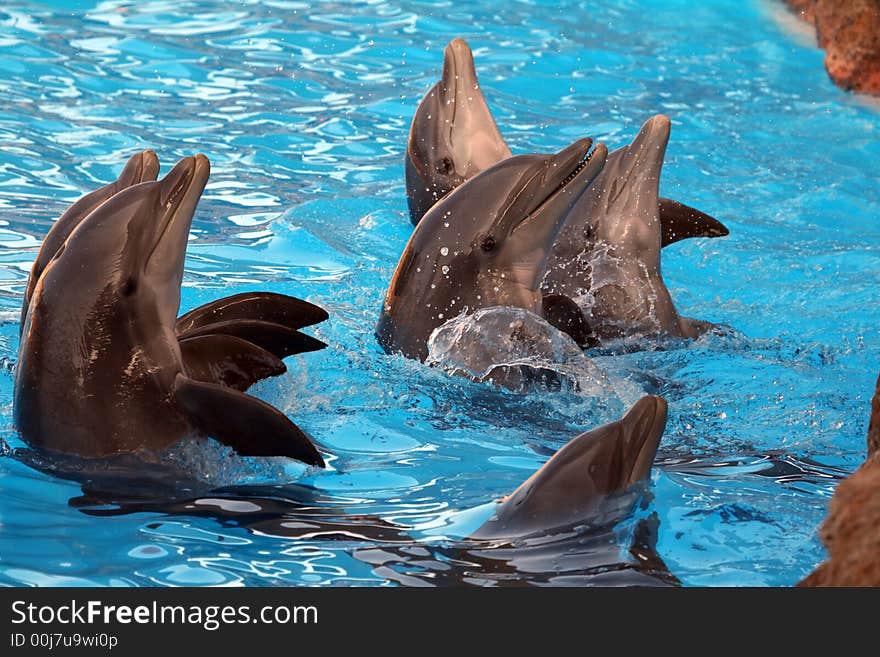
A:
868;374;880;457
816;0;880;94
798;453;880;586
798;376;880;586
785;0;816;24
782;0;880;95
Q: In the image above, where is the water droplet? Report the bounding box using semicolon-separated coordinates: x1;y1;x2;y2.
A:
440;247;449;256
441;265;450;275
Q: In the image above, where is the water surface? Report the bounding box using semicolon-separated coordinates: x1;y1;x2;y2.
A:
0;0;877;586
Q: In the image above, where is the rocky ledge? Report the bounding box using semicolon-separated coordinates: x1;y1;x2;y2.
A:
784;0;880;95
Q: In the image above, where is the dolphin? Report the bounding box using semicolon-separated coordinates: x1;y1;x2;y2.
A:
15;154;324;466
542;115;725;344
405;38;512;225
378;137;608;361
471;395;667;540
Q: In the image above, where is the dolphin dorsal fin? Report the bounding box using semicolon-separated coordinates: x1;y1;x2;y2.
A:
173;374;324;466
659;198;729;247
179;334;286;391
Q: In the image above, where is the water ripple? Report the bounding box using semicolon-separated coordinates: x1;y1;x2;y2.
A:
0;0;877;586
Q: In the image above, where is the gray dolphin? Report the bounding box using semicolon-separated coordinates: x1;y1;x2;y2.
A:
378;137;608;361
543;115;724;344
15;154;324;466
405;38;512;225
471;395;667;540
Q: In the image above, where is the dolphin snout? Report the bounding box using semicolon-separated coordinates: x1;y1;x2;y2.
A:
546;137;594;185
620;395;667;485
629;114;672;166
117;150;160;190
645;113;671;135
447;38;473;62
159;154;210;209
146;154;210;281
442;38;478;93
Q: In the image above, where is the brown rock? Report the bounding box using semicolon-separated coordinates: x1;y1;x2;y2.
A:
786;0;817;24
868;374;880;457
816;0;880;94
798;453;880;586
782;0;880;95
799;377;880;586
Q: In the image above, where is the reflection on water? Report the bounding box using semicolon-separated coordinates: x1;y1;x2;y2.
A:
56;456;680;587
0;0;877;586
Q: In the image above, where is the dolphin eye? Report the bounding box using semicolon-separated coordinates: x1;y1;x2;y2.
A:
480;235;496;253
122;277;138;296
438;156;454;175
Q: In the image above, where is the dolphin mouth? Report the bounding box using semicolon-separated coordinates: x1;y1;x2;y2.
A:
622;395;667;487
544;138;598;198
146;154;210;272
513;138;607;233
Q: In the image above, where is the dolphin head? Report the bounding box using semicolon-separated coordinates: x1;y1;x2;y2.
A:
20;150;160;331
29;155;209;337
590;114;671;257
380;138;607;360
470;395;667;540
405;38;512;224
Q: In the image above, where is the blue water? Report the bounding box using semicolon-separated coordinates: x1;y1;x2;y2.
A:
0;0;878;587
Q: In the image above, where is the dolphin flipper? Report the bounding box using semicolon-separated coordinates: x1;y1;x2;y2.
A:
172;374;324;466
542;293;594;348
659;198;729;247
177;320;327;359
21;151;160;331
176;292;328;335
179;334;286;391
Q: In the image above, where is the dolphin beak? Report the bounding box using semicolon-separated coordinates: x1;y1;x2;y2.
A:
441;38;478;97
437;38;511;172
542;137;597;190
497;139;606;291
116;150;160;191
145;154;210;314
619;395;668;487
625;114;671;183
512;138;607;237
